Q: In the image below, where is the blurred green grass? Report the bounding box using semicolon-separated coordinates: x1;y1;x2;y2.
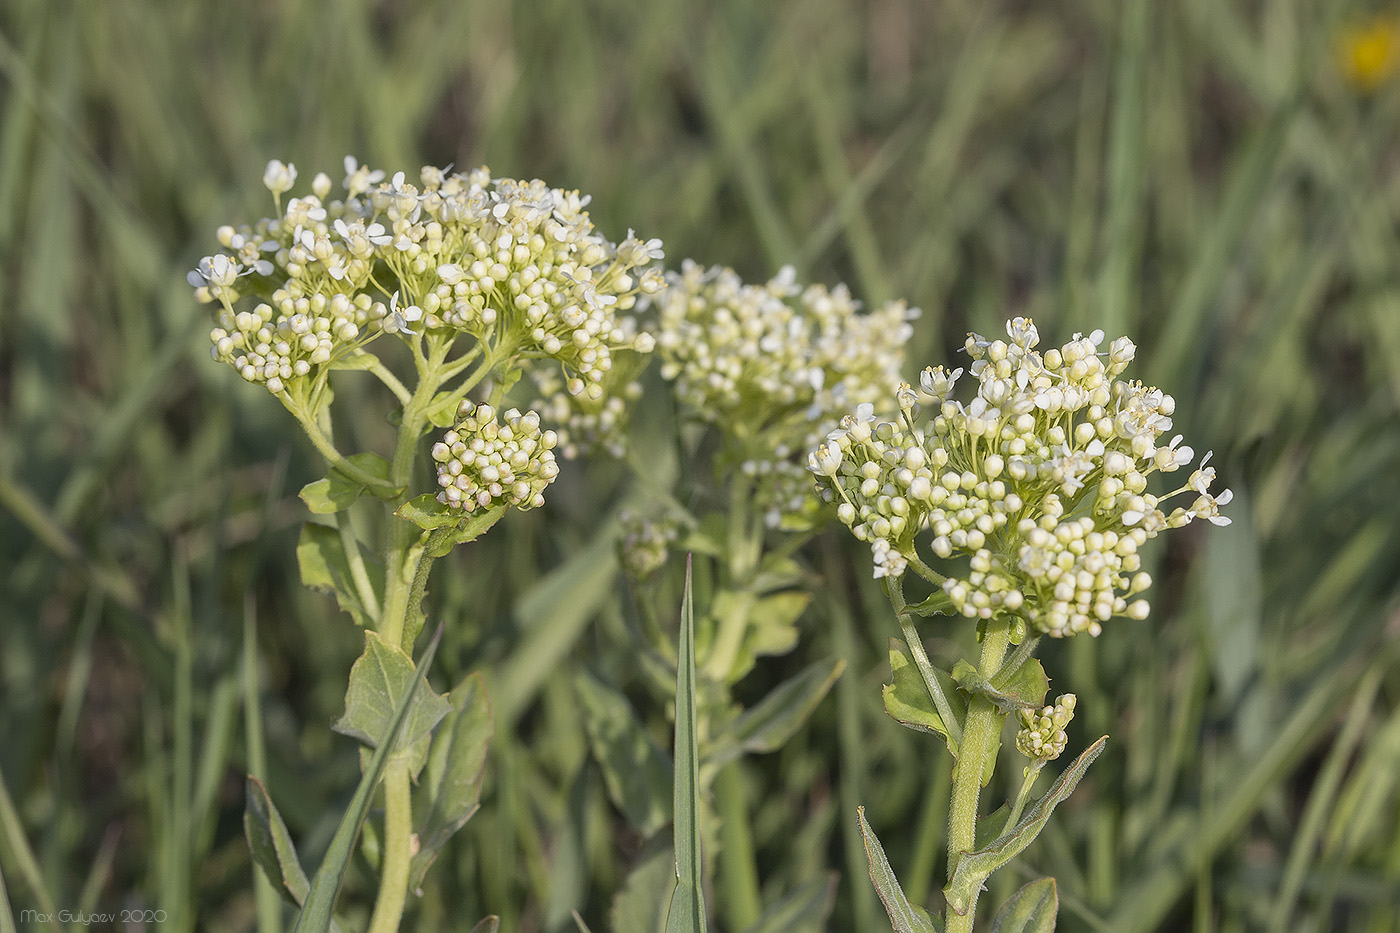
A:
1;0;1399;930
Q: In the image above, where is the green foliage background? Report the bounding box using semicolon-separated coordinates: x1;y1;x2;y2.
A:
2;0;1399;930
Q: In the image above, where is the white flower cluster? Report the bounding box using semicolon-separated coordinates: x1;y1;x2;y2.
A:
810;317;1233;637
653;261;917;526
192;158;663;398
1015;694;1076;762
431;402;559;511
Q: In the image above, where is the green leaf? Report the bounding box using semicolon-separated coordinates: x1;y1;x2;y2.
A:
395;495;510;557
951;656;1048;713
725;590;808;682
749;554;808;595
409;673;494;890
423;390;465;428
739;874;837;933
612;836;676;933
665;557;707;933
707;658;845;769
244;776;312;906
944;737;1107;916
990;878;1058;933
292;627;445;933
395;494;466;531
857;807;942;933
298;453;393;514
904;590;954;617
883;639;962;752
577;669;674;838
296;523;377;627
332;631;452;778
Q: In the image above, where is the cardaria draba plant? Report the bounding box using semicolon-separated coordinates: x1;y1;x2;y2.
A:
812;316;1232;633
813;317;1231;931
653;260;917;531
191;158;662;932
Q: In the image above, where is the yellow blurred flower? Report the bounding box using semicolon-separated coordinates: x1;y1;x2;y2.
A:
1337;16;1400;92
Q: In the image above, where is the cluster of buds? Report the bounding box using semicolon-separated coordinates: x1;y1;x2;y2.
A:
1015;694;1077;763
192;158;662;401
810;317;1233;637
431;402;559;511
617;510;686;580
652;261;917;526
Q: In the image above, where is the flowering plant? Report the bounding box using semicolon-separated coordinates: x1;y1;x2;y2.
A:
191;158;662;933
813;317;1231;930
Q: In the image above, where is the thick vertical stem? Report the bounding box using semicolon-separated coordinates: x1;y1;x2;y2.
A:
945;617;1012;932
715;761;762;931
366;758;413;933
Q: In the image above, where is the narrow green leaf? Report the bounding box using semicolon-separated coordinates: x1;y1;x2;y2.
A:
292;627;445;933
470;918;500;933
990;878;1058;933
296;524;374;627
857;807;942;933
707;657;845;768
612;837;677;933
244;776;312;906
739;874;838;933
883;639;962;752
577;668;674;838
951;656;1049;713
665;556;707;933
944;737;1107;916
298;453;393;514
409;673;494;890
332;631;452;781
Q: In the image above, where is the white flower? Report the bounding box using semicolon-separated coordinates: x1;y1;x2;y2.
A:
808;443;842;477
188;254;252;289
387;291;424;336
342;155;385;197
263;160;297;196
1153;434;1194;472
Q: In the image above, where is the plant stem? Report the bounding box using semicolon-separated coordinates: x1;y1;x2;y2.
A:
715;761;762;932
366;757;413;933
945;616;1013;933
888;578;962;749
292;406;399;495
1006;763;1043;828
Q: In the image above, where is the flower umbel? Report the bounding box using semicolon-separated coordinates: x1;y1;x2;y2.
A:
1015;694;1076;763
812;317;1232;636
431;402;560;511
191;158;660;409
653;261;918;528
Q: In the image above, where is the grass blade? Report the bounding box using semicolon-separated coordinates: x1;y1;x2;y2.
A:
665;555;707;933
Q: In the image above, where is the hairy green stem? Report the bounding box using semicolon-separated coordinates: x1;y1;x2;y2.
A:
1006;762;1043;829
945;616;1012;933
366;757;413;933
